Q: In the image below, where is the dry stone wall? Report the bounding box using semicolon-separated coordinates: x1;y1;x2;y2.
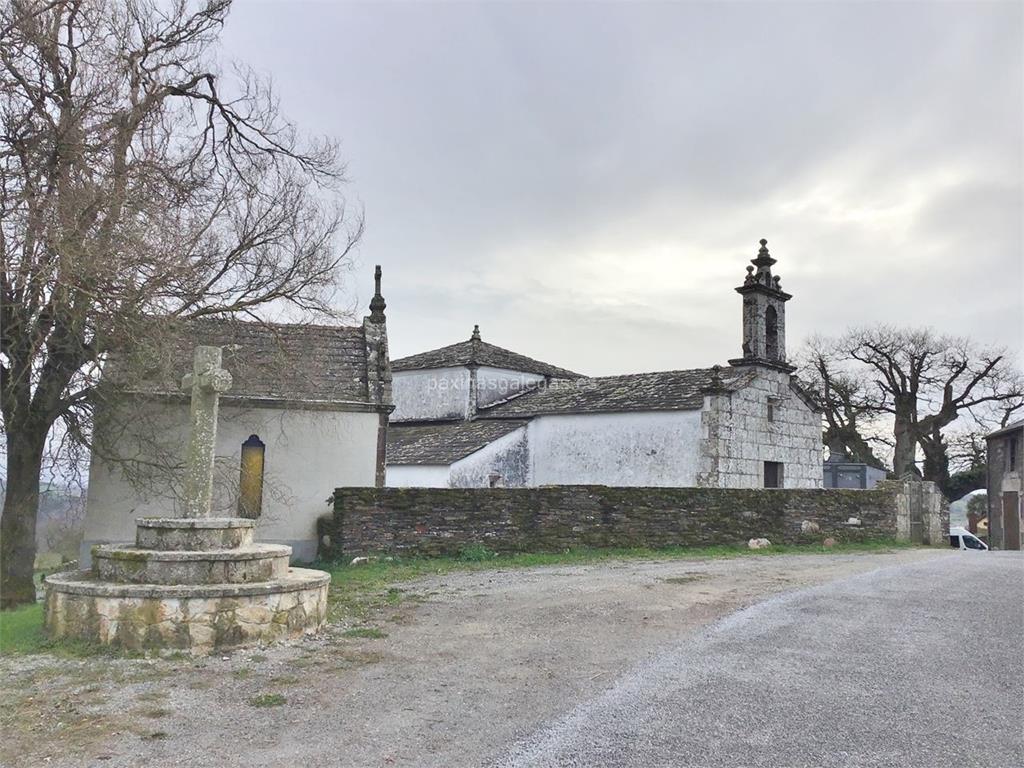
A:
322;484;916;559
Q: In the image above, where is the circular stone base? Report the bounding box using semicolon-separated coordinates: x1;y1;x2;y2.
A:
135;517;256;551
43;568;330;654
92;543;291;585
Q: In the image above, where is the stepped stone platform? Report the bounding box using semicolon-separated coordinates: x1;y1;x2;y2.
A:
44;517;329;654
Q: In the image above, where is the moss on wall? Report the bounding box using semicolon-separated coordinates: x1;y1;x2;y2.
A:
325;485;902;558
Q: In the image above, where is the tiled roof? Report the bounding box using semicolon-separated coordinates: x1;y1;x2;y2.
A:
479;367;754;417
109;318;374;405
392;335;582;379
388;420;529;465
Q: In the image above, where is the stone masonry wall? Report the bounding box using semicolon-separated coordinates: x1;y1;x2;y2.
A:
698;367;822;489
322;484;906;559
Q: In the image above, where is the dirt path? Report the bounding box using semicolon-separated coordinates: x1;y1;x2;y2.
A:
0;548;950;768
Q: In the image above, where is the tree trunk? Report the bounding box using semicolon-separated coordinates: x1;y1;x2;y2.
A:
921;438;952;499
892;416;919;478
1;429;47;609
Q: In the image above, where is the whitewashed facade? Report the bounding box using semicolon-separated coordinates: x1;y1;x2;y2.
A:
82;270;393;564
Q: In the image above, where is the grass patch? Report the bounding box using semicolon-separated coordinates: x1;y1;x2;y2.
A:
0;602;45;655
458;544;498;562
249;693;286;708
662;574;708;585
318;538;912;625
0;601;145;658
341;627;388;640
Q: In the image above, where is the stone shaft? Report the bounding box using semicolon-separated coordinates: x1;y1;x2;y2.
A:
181;345;232;518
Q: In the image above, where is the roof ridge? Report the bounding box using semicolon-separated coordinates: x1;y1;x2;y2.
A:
392;336;582;379
188;316;364;333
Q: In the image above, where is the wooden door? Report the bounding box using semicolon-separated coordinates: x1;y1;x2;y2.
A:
1003;492;1021;550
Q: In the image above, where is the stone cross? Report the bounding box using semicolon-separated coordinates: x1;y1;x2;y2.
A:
180;346;233;518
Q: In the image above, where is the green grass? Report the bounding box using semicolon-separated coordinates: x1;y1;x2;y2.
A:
341;627;388;639
248;692;287;708
0;601;142;658
0;603;45;655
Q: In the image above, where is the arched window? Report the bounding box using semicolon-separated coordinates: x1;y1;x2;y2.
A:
765;306;779;360
238;434;266;518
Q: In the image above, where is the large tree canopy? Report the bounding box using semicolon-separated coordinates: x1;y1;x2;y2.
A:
0;0;361;607
800;326;1023;497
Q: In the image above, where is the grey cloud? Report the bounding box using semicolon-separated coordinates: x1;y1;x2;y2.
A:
221;1;1022;375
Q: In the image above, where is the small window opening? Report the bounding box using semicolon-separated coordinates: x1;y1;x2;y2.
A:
1009;437;1019;472
764;461;783;489
765;306;779;360
488;471;504;488
767;402;775;422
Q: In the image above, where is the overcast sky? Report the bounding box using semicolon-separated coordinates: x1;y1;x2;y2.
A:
220;1;1022;377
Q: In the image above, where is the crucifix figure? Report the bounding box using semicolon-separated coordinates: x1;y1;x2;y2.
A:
180;346;233;518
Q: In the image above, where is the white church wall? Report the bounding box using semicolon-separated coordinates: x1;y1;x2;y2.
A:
475;367;544;408
528;410;703;487
449;425;530;487
699;368;823;489
386;464;451;487
391;367;470;422
82;400;379;565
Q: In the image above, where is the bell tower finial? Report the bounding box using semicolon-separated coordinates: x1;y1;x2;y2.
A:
729;238;796;373
368;265;386;324
471;324;481;342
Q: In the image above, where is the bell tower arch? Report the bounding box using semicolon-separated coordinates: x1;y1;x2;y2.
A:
729;239;796;372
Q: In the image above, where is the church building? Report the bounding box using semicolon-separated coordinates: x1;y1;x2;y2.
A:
387;240;823;489
80;268;392;564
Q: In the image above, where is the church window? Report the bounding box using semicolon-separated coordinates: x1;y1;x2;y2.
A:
765;306;779;360
764;461;783;488
238;434;266;518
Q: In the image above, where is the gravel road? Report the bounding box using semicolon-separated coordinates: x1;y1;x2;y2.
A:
4;548;1017;768
491;552;1023;768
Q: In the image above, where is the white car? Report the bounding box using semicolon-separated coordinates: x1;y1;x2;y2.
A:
948;526;988;551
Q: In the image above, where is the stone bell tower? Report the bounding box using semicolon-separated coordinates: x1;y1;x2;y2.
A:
728;238;796;373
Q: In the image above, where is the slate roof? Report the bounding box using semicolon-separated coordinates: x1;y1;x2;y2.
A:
392;336;582;379
479;367;754;418
109;318;374;405
986;419;1024;440
388;420;529;465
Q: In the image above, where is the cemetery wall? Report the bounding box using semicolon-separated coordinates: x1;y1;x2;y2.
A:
321;481;937;559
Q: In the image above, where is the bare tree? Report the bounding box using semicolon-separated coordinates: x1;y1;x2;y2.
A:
842;326;1022;490
798;337;887;469
0;0;362;608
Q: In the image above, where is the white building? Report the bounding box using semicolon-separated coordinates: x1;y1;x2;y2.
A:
81;270;392;564
387;240;823;489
